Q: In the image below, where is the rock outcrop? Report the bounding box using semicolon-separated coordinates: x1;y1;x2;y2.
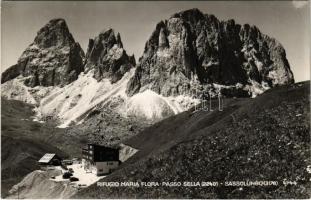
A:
1;18;85;87
84;29;135;83
126;8;294;97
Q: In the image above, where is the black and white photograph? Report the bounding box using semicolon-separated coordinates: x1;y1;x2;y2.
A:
1;0;310;199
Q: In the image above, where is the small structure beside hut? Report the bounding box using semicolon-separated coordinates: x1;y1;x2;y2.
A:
38;153;62;169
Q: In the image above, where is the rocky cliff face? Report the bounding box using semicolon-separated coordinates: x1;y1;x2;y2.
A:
84;29;136;83
126;8;294;97
1;18;85;87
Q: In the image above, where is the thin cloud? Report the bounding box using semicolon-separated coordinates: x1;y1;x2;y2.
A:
292;0;309;9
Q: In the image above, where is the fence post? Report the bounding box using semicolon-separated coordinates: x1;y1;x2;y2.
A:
218;91;223;111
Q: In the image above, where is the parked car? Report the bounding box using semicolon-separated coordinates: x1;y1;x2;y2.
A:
62;172;73;179
62;160;73;165
72;158;81;164
61;164;68;170
70;177;79;182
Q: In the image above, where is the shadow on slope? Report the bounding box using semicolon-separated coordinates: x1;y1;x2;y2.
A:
1;136;68;197
1;98;87;156
75;81;310;199
1;98;85;197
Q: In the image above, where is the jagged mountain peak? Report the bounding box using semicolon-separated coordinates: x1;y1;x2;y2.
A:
1;18;85;87
116;32;123;48
99;27;114;34
84;29;135;83
95;28;123;48
171;8;205;20
127;8;294;98
34;18;75;49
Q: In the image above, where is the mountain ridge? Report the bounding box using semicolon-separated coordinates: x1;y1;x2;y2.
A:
126;8;294;98
1;8;296;126
84;28;136;83
1;18;85;87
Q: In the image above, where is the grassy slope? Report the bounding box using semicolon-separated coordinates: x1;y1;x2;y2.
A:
1;98;86;197
1;98;87;156
1;136;67;197
75;81;310;199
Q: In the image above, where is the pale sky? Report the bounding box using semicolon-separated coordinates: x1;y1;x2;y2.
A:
1;1;310;82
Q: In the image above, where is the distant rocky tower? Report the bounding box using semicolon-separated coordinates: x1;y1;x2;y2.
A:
126;8;294;97
1;18;85;87
84;29;136;83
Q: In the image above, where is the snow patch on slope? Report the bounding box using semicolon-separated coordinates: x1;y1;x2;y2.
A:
125;90;176;119
245;80;271;98
124;90;199;120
